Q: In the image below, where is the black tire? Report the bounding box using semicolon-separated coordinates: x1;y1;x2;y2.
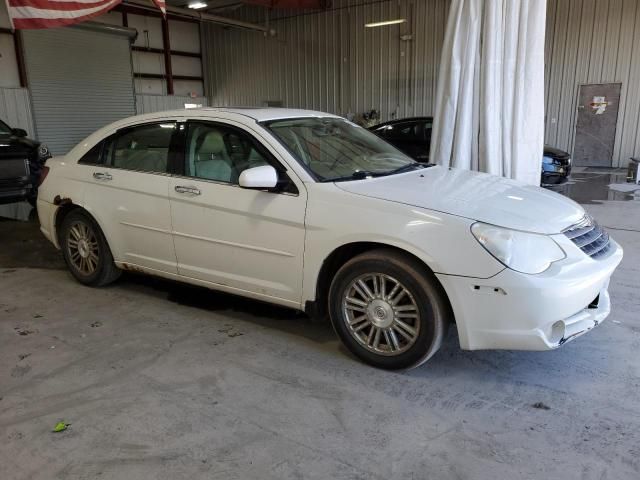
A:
328;249;450;370
60;209;121;287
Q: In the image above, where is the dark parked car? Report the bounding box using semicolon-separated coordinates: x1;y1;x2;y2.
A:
0;119;50;205
369;117;571;186
540;145;572;185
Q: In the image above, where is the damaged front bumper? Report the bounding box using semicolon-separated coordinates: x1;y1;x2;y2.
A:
436;238;623;351
557;286;610;346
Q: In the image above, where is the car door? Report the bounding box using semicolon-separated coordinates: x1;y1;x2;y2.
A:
79;121;178;273
168;120;307;305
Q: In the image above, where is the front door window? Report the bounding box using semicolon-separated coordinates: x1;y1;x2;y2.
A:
184;122;270;183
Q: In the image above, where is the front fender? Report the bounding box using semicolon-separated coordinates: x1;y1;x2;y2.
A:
301;185;505;305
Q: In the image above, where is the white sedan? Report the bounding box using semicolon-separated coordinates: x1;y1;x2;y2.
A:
37;108;623;369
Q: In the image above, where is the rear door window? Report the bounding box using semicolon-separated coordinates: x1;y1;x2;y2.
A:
78;141;104;165
105;122;177;174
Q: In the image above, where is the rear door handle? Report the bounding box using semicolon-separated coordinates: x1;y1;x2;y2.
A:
175;185;201;195
93;172;112;181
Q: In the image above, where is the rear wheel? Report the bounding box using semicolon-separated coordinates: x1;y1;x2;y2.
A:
329;249;449;370
60;210;121;286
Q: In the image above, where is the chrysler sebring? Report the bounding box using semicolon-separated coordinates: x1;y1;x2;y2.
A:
37;108;623;369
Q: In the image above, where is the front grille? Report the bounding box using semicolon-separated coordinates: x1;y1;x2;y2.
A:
0;158;29;181
563;215;611;259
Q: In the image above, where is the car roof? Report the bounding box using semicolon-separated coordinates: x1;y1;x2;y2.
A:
127;107;342;124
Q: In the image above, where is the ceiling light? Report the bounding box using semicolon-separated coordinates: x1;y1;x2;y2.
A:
188;2;207;9
365;19;406;28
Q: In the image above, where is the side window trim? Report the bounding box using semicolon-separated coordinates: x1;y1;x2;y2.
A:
168;121;187;176
78;140;105;166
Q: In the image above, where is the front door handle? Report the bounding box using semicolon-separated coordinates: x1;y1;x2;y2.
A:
93;172;112;181
175;185;201;195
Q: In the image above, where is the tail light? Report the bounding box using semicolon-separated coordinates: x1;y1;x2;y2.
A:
38;165;50;186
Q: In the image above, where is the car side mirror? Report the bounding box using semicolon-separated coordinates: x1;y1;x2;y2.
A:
239;165;278;190
11;128;28;137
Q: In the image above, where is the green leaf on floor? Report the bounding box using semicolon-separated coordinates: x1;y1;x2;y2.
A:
52;421;70;433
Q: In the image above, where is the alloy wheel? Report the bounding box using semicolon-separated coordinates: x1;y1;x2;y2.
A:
66;221;99;275
341;273;420;356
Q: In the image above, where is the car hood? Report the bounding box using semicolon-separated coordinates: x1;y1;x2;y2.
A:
0;134;39;159
334;166;585;234
543;145;570;160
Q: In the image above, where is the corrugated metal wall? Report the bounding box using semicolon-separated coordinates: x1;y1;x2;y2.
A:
545;0;640;167
135;94;209;114
206;0;640;167
203;0;449;122
0;87;35;137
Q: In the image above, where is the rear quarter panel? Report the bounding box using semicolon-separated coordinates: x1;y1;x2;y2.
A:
37;156;88;248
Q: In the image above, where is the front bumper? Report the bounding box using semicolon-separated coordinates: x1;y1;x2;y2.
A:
436;238;623;351
541;159;571;185
541;171;570;186
0;187;30;205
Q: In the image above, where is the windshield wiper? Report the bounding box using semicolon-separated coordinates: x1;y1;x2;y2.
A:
322;163;431;183
322;170;378;182
382;162;430;176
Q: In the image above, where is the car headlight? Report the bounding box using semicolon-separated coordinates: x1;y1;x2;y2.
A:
37;144;51;160
471;222;566;274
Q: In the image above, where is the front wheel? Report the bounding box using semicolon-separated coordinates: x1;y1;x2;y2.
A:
329;249;450;370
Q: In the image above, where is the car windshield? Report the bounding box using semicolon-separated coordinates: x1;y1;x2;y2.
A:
263;117;422;181
0;120;11;135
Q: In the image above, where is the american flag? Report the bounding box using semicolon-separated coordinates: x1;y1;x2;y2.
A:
5;0;166;30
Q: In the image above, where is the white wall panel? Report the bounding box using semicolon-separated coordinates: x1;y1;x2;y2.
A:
169;20;201;53
203;0;449;122
0;1;11;29
135;78;166;95
173;80;204;97
0;87;35;138
171;55;202;77
129;13;164;49
133;50;165;75
0;34;20;88
135;94;208;114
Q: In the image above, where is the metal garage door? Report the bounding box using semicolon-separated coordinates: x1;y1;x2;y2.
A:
22;23;136;155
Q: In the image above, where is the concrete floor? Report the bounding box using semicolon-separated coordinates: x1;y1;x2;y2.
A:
1;171;639;480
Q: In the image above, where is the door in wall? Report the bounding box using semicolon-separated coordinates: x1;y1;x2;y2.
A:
22;25;135;155
573;83;621;167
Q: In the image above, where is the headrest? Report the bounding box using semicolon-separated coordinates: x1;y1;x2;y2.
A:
199;130;226;155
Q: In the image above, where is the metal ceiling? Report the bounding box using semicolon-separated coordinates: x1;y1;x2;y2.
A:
165;0;330;13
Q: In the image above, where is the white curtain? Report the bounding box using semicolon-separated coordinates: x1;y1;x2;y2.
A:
430;0;546;186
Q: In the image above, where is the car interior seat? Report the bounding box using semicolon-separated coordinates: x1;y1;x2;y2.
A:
114;138;167;173
193;129;234;182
